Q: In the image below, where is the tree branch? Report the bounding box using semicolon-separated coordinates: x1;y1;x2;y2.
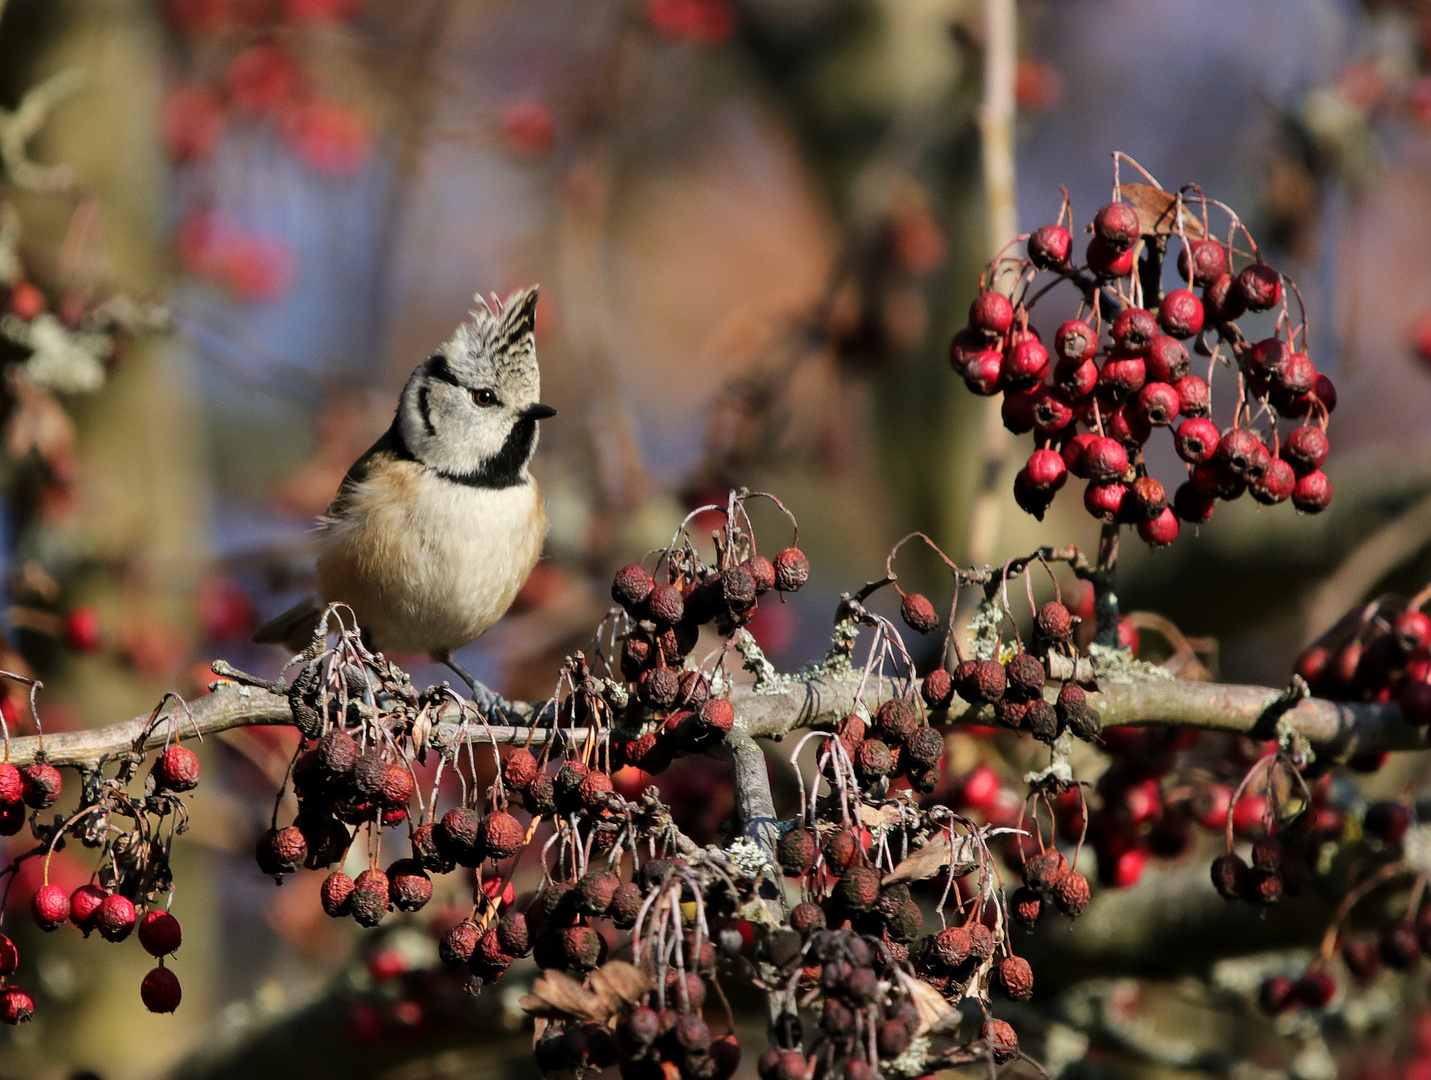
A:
7;661;1422;772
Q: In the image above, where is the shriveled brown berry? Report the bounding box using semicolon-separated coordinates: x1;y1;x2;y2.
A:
316;729;358;777
722;566;757;610
874;698;918;745
637;666;680;709
440;919;479;965
496;911;531;956
576;770;614;811
900;593;938;634
778;827;817;876
255;825;306;876
997;955;1034;1000
479;811;526;860
320;871;354;917
921;668;954;709
1035;601;1072;642
823;829;862;871
855;739;893;782
560;924;604;971
962;659;1006;704
608;882;644;928
773;548;809;591
377;763;414;809
1053;871;1090;917
20;762;61;809
575;869;620;915
696;697;735;740
1249;868;1283;905
745;556;776;594
1026;700;1058;743
790;901;826;936
1210;853;1248;900
1024;850;1069;892
906;726;943;768
439;807;484;866
503;748;539;791
928;925;971;970
647;582;685;625
349;869;391;928
837;866;881;911
876;1018;912;1060
985;1018;1019;1063
1011;886;1043;926
386;858;432;912
612;564;655;611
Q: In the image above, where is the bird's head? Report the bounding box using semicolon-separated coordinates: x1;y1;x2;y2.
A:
396;285;556;487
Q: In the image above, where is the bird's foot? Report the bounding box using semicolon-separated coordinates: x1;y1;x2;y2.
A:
438;654;505;717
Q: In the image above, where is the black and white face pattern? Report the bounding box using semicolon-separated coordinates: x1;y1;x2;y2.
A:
394;286;556;488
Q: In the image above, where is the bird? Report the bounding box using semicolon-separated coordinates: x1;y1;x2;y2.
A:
253;285;556;705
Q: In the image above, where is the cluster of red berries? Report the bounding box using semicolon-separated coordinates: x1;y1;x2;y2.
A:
949;169;1336;546
3;743;198;1020
1294;593;1431;722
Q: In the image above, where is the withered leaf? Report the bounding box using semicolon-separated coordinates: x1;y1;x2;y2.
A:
882;832;981;886
895;969;961;1037
518;969;610;1022
1120;182;1207;241
586;961;652;1017
858;803;900;831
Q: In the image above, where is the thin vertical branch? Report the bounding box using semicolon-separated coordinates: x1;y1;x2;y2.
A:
965;0;1018;564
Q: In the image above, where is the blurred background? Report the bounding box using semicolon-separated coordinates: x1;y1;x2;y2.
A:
2;0;1431;1077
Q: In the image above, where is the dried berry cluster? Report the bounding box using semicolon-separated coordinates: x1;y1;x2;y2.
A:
1294;591;1431;724
1;732;195;1020
949;157;1336;546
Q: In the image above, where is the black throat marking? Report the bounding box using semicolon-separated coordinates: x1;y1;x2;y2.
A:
391;416;537;491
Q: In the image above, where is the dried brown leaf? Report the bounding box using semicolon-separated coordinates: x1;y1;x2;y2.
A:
895;969;961;1036
586;961;652;1017
518;969;610;1022
882;832;981;886
858;803;900;831
1120;183;1207;240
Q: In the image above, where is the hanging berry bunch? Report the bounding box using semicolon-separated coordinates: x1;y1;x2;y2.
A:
950;153;1336;547
0;687;195;1019
1294;589;1431;726
608;489;806;774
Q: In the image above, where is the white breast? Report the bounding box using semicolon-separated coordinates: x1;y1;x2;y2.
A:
315;461;547;657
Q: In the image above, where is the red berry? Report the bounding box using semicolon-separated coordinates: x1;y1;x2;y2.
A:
97;893;138;942
1238;263;1282;311
1250;459;1295;505
31;884;70;930
1001;389;1037;434
0;934;15;976
773;548;809;592
1277;352;1316;396
1172;418;1218;464
1137;508;1179;547
1259;974;1296;1015
1100;355;1146;397
1062;432;1096;478
0;763;21;806
1054;320;1098;363
156;746;200;792
64;607;102;653
1158;289;1204;339
1178;240;1228;286
139;910;183;956
141;966;182;1013
1395;610;1431;655
1203;273;1246;323
1083;437;1129;483
1245;338;1289;382
1087;236;1136;278
479;811;526;860
1292;470;1332;513
1126;476;1168;521
1174;374;1210;417
1107;846;1147;887
1173;483;1216;524
1023;449;1067;493
1312;372;1338;413
1146;335;1190;383
1215;428;1269;480
0;985;35;1024
1110;308;1158;355
1003;339;1049;389
1028;224;1071;270
963;350;1003;395
1030;386;1074;433
1135;381;1180;426
1282;426;1328;476
969;292;1014;335
612;564;655;610
10;282;45;321
900;593;939;634
1055;356;1098;398
1093;201;1141;250
1084;482;1126;521
70;884;107;934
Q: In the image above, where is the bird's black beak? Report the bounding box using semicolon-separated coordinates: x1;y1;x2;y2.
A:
522;404;558;420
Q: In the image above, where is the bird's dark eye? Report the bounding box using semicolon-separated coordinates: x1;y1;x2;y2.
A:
472;388;498;407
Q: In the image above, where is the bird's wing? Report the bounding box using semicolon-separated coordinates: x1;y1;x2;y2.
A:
318;425;404;529
250;595;325;651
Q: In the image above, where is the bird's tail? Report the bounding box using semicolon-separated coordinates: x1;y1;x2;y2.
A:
251;596;325;654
